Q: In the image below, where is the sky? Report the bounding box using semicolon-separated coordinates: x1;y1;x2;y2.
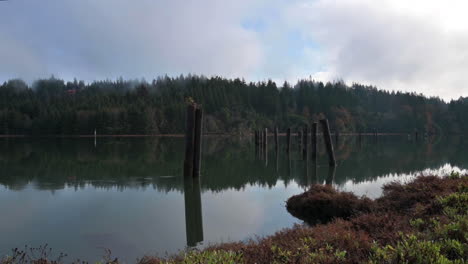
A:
0;0;467;100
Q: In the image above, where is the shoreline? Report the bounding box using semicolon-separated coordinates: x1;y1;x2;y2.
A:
141;174;467;264
1;174;466;263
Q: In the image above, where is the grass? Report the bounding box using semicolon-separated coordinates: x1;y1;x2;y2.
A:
2;174;467;263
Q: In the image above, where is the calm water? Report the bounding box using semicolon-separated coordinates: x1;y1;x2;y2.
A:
1;135;467;262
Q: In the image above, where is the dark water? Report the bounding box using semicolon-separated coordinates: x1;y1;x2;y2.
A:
0;135;467;262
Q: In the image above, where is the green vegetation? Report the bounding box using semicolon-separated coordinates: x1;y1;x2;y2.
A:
0;75;463;135
141;250;242;264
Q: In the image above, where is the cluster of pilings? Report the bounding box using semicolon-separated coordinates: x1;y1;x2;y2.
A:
254;118;337;167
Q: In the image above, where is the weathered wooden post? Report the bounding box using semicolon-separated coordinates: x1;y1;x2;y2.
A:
311;122;318;163
299;130;303;152
264;128;268;165
286;128;291;154
184;104;196;177
193;108;203;178
303;125;308;160
274;127;279;153
320;119;337;167
335;130;339;145
254;131;258;147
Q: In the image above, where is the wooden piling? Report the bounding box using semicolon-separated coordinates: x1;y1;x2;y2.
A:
286;128;291;154
184;105;196;177
259;130;264;159
254;131;258;147
335;130;339;144
311;122;317;162
297;128;304;153
274;127;279;153
303;125;308;160
193;108;203;178
264;128;268;165
320;119;337;167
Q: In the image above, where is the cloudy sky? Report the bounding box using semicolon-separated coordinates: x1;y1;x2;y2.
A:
0;0;467;100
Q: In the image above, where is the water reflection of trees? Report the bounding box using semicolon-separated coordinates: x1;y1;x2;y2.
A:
0;136;467;191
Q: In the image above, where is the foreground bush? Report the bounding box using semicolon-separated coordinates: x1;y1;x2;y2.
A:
286;184;374;224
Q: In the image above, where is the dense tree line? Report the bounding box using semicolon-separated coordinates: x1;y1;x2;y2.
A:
0;75;465;135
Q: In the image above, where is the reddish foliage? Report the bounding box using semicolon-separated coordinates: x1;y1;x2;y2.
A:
286;184;374;224
377;175;464;213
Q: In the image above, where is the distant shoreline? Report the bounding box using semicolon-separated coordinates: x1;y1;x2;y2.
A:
0;132;417;138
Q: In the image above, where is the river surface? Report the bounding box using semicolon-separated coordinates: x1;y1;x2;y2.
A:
0;135;467;262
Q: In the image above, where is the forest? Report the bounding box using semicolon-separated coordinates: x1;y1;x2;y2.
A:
0;75;467;135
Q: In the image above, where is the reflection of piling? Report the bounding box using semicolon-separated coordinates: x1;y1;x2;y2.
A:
325;166;336;185
311;123;318;163
193;108;203;177
183;176;204;247
415;130;419;141
276;147;279;172
303;125;309;160
335;131;339;145
320;119;337;167
274;127;279;153
286;128;291;154
312;162;318;183
184;105;196;177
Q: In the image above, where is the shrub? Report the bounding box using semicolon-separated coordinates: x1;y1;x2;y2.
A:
286;184;373;224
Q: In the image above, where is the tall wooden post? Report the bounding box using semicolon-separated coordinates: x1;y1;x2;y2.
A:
184;105;196;177
311;122;317;163
260;130;263;158
286;128;291;154
320;119;337;167
274;127;279;153
299;130;303;152
303;125;308;160
193;108;203;178
254;131;258;147
264;128;268;165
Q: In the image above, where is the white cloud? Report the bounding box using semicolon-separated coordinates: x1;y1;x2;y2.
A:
0;0;264;82
1;0;468;99
284;0;468;99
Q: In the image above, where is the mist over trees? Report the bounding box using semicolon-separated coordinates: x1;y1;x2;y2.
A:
0;75;465;135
